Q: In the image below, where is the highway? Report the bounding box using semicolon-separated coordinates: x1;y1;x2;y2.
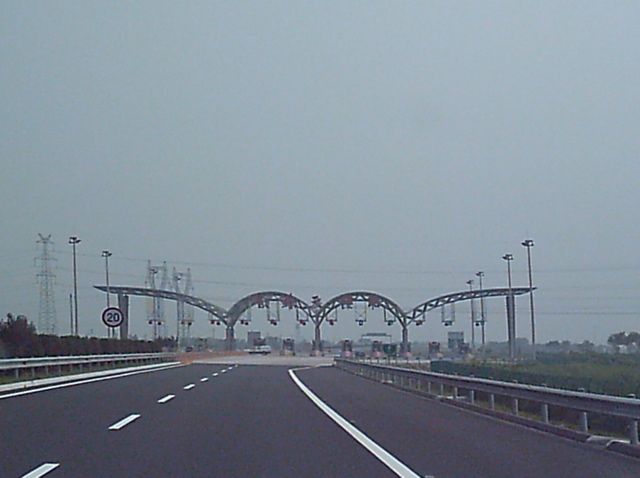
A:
2;359;640;477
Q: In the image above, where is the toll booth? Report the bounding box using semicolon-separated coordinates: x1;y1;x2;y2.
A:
281;338;295;356
341;339;353;358
371;340;383;359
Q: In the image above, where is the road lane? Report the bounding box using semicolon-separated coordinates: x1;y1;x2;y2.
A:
1;364;227;477
296;366;640;478
40;364;395;477
2;364;396;477
3;363;640;477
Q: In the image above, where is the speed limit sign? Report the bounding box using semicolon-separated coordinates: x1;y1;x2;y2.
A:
101;307;124;328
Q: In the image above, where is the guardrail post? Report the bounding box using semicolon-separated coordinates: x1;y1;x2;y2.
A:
579;411;589;433
541;403;550;424
489;394;495;410
469;389;475;405
512;398;519;416
630;420;639;445
439;383;444;396
453;386;458;399
426;381;432;395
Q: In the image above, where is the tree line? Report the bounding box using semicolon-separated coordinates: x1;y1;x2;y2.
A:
0;313;173;358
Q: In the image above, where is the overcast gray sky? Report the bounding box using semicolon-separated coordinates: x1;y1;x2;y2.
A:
2;1;639;345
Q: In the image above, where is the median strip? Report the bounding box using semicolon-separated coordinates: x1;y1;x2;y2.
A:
21;463;60;478
108;414;141;430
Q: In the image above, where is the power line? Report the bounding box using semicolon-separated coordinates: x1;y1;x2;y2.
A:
53;249;640;276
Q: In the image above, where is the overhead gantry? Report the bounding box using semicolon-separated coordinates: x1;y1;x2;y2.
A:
316;291;408;353
95;285;535;355
94;285;229;344
225;291;314;350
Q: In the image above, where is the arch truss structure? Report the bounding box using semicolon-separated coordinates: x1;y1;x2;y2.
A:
94;285;228;324
317;291;410;353
95;285;535;354
408;287;535;323
225;291;315;350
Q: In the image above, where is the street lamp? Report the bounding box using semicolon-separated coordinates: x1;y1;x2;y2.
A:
522;239;536;360
502;253;515;359
466;279;475;350
475;271;486;348
68;236;81;336
102;250;113;338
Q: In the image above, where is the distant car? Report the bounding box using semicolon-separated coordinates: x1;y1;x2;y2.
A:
247;345;272;355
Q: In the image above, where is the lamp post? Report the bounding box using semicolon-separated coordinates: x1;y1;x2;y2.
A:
522;239;536;360
102;250;113;338
502;253;515;359
466;279;475;350
475;271;486;348
68;236;81;336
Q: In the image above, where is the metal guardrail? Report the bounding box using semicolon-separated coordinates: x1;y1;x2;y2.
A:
0;352;176;379
335;358;640;445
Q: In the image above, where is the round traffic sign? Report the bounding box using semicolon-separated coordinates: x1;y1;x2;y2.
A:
102;307;124;328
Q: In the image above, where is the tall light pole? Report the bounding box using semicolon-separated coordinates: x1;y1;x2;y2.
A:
502;253;514;359
466;279;475;350
102;250;113;338
476;271;486;348
68;236;81;336
522;239;536;360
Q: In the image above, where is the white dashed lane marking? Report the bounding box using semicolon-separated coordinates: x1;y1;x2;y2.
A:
20;463;60;478
108;414;141;430
157;394;175;404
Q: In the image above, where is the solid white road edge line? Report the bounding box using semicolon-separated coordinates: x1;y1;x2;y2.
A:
288;368;422;478
183;384;195;390
21;463;60;478
157;394;175;404
0;363;182;400
108;414;141;430
200;377;209;382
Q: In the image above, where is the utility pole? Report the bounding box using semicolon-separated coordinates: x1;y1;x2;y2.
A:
35;234;57;334
68;236;81;336
502;253;515;359
475;271;486;349
522;239;536;360
466;279;475;350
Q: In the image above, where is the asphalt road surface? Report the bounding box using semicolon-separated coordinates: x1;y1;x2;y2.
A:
2;362;640;477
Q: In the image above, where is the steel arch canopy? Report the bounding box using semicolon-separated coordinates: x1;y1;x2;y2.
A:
319;291;408;324
409;287;535;323
226;291;313;327
94;285;228;324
